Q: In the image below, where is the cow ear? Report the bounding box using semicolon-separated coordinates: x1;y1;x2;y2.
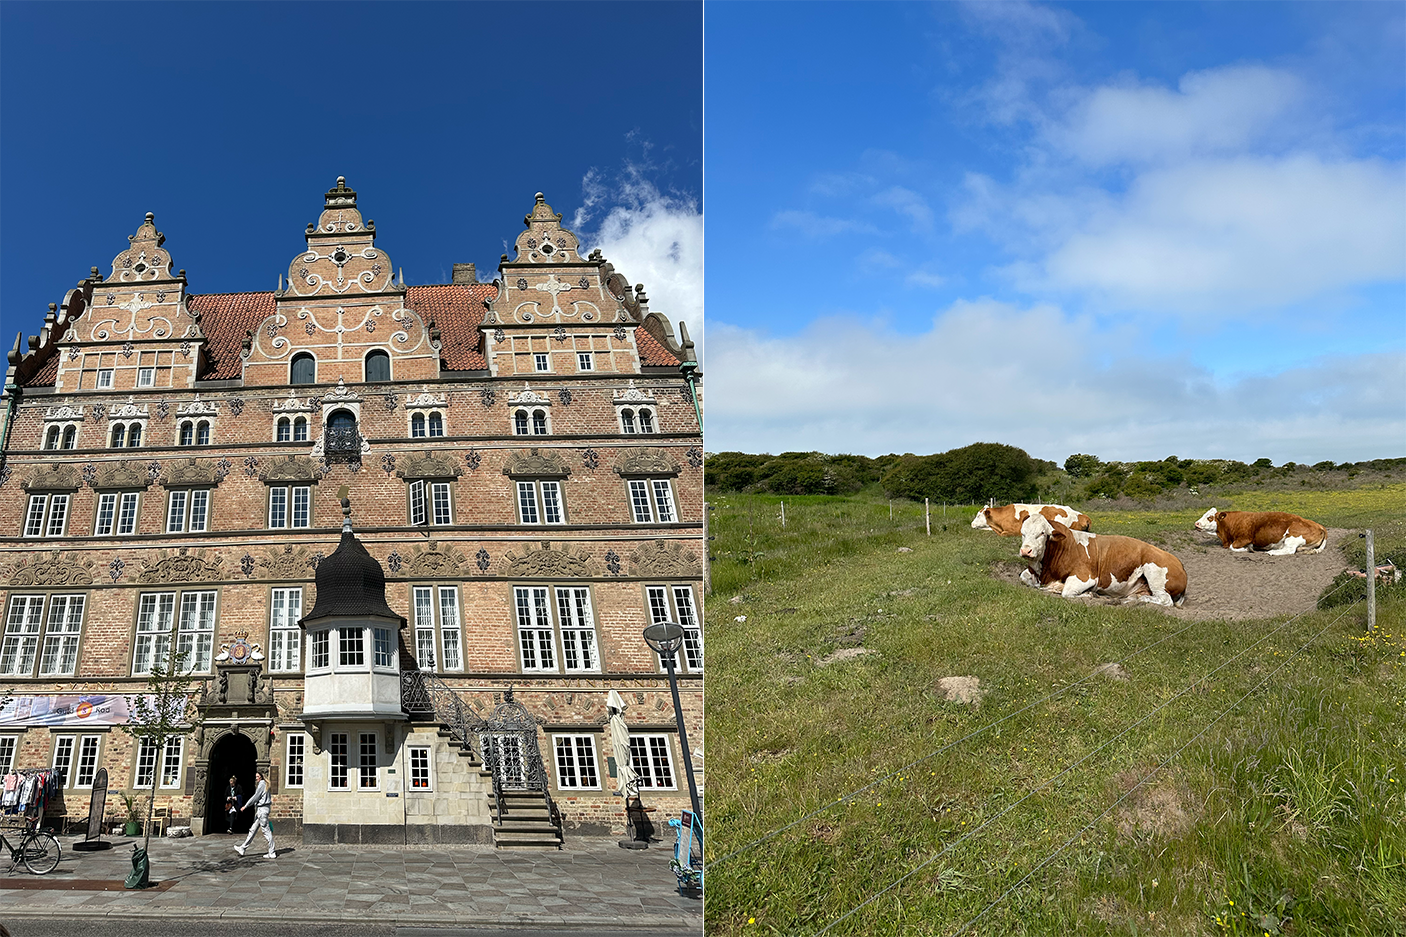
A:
1050;526;1067;540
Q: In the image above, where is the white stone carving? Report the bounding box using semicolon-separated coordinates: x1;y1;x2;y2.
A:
271;393;314;413
613;380;657;405
43;405;85;422
323;377;361;402
108;396;150;419
509;384;552;406
405;392;447;407
176;394;220;417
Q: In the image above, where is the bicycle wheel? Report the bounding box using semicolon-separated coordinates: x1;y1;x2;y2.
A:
21;831;60;874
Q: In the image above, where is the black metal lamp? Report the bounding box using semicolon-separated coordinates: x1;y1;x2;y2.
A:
642;622;703;829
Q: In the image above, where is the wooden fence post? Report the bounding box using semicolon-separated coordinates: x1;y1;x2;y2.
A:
780;501;785;529
1366;528;1376;632
925;498;931;536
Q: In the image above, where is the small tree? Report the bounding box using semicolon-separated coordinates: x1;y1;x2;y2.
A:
120;649;206;860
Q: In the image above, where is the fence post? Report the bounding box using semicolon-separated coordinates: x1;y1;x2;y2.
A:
925;498;931;536
703;502;713;595
780;501;785;529
889;500;892;520
1366;528;1376;632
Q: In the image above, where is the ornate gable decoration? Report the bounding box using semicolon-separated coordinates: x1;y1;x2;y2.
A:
396;450;462;480
512;193;581;265
138;548;223;584
176;394;220;417
271;393;314;413
284;177;397;298
23;463;82;491
614;448;681;477
403;541;467;578
162;458;218;488
629;541;702;578
259;455;320;484
508;385;551;406
502;448;571;478
258;544;315;580
405;392;446;408
42;405;85;423
612;381;656;405
8;550;95;587
108;397;149;420
80;213;185;344
500;541;597;578
323;377;360;403
90;461;149;490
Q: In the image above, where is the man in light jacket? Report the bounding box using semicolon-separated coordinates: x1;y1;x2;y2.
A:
235;770;277;859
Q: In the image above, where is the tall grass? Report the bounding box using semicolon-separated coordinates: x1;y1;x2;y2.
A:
705;489;1405;936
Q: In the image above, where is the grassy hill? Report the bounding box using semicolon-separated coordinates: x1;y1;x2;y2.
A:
704;487;1405;936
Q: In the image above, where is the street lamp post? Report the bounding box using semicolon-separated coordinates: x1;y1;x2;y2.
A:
642;622;702;830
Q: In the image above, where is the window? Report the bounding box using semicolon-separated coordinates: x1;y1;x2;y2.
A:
97;369;114;389
268;588;303;672
160;737;184;788
72;736;101;788
325;409;359;456
294;416;308;441
61;426;76;449
411;586;462;671
52;736;76;788
428;412;444;437
23;493;70;537
196;421;211;445
44;426;60;449
329;732;349;789
0;736;17;775
179;421;195;446
365;350;390;382
408;480;452;526
512;586;599;673
268;485;311;529
134;590;216;675
628;479;677;523
646;584;703;673
338;628;364;667
515;480;564;525
276;418;291;442
109;422;143;448
278;416;309;442
165;489;210;533
554;735;600;790
134;737;183;789
629;735;677;789
358;733;378;790
2;595;86;678
373;627;393;668
286;733;306;788
621;409;636;434
291;353;316;385
513;409;550;435
411;413;426;437
134;738;158;788
638;409;655;433
577;352;594;372
534;352;550;372
409;746;431;790
110;424;124;447
310;630;330;670
138;367;155;387
94;491;140;536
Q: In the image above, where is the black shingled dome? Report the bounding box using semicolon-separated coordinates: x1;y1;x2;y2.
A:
301;522;402;624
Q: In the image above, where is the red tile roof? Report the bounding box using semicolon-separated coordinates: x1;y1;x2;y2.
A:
188;291;277;380
28;354;59;387
404;283;495;371
636;324;682;368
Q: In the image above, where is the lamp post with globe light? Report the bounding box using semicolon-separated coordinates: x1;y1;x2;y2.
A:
642;622;702;829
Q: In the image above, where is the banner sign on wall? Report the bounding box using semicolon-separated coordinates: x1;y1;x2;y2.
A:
0;694;179;727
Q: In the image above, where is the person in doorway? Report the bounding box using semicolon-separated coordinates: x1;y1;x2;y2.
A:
234;770;276;859
224;775;244;834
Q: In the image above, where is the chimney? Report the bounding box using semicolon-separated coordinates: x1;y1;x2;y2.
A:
452;263;477;284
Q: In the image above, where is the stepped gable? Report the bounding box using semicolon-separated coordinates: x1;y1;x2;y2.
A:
187;291;276;380
403;283;495;371
301;502;402;624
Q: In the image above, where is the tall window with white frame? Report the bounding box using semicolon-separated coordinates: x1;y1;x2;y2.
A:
407;479;453;526
358;733;378;790
52;736;76;788
328;732;349;789
553;735;600;790
411;586;462;671
2;593;87;678
408;746;432;790
627;478;677;523
628;735;677;790
268;588;303;673
134;737;183;789
22;491;71;538
645;584;703;673
0;736;17;774
165;488;211;533
94;490;141;536
512;585;599;674
515;479;565;525
268;484;311;529
133;590;217;676
73;735;101;788
285;733;306;789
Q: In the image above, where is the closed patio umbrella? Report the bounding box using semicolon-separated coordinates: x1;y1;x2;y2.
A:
607;689;640;798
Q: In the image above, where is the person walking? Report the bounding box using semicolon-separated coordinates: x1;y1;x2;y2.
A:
224;775;244;835
235;770;277;859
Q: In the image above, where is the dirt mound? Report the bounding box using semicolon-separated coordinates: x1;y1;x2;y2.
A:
992;528;1351;621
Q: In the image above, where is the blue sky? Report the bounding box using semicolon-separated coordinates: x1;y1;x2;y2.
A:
1;2;702;352
704;1;1404;464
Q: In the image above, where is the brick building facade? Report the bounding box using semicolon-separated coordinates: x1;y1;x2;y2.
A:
0;178;703;845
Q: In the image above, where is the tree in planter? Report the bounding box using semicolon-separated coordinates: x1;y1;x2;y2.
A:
119;649;206;886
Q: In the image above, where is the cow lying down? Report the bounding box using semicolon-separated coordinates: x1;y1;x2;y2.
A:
1018;515;1187;607
972;503;1091;535
1194;508;1327;555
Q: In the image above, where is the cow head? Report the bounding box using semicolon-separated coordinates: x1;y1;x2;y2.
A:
1194;508;1219;533
1019;514;1056;560
971;508;993;530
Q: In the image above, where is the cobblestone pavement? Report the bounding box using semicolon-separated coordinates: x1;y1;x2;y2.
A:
0;833;701;930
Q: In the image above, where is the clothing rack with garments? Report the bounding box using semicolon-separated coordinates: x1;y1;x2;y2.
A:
2;768;58;821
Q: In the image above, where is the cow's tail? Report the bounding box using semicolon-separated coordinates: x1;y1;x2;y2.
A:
1173;590;1187;608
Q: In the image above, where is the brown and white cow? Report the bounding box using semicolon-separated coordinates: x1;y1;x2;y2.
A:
1193;508;1327;555
971;503;1091;535
1018;515;1187;607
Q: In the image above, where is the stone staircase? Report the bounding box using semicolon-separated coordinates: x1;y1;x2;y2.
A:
489;789;564;850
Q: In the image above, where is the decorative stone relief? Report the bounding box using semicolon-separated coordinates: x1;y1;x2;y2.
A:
500;541;597;578
8;551;95;587
405;392;447;407
89;461;149;490
396;450;463;480
629;541;702;578
138;548;223;584
502;448;570;478
508;385;551;406
475;548;491;573
270;393;313;413
322;377;360;403
42;405;85;422
464;449;482;471
613;448;681;477
23;463;81;491
108;397;149;419
612;380;656;405
259;545;315;581
161;458;218;487
687;446;703;469
176;394;219;417
403;541;467;578
258;455;320;484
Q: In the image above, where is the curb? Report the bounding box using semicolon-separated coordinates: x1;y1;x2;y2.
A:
0;908;702;928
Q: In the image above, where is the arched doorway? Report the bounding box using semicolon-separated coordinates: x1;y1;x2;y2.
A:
205;733;258;835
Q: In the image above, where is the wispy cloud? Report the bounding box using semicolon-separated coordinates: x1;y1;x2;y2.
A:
770;209;879;238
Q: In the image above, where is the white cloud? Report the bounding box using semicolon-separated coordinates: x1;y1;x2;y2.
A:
871;186;935;233
905;270;946;289
771;209;878;238
705;300;1404;464
573;166;703;364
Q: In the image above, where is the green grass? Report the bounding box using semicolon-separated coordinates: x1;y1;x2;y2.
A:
705;488;1406;936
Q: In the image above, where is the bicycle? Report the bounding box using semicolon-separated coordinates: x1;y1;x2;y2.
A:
1;817;62;874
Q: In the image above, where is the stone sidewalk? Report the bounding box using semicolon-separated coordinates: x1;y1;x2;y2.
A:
0;832;702;930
